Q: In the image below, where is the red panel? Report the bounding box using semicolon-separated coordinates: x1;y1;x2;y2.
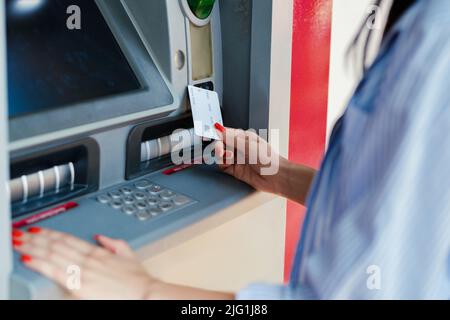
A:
285;0;332;282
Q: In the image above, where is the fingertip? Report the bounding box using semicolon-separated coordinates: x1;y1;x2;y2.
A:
27;226;42;234
94;234;114;247
214;123;226;133
13;239;23;247
12;229;24;238
21;255;32;264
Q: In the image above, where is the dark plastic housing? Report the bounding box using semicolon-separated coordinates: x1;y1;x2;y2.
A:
125;114;200;180
10;138;100;218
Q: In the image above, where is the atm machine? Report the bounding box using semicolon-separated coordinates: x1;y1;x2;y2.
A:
1;0;293;299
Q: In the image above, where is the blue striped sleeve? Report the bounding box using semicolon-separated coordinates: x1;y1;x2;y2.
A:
236;283;316;300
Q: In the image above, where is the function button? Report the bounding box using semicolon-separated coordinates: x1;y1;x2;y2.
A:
123;196;136;205
120;187;133;195
149;207;163;217
160;189;176;201
133;191;147;201
109;190;123;199
136;210;152;222
110;199;124;210
136;201;148;211
173;195;192;206
147;196;160;206
135;180;153;190
148;184;163;195
97;194;111;204
159;201;174;212
123;206;137;216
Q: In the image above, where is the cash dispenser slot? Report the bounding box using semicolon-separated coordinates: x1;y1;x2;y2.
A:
126;115;202;180
10;139;100;218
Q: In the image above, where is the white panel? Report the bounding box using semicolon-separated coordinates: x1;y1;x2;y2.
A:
327;0;374;141
0;0;12;300
269;0;293;158
143;197;286;292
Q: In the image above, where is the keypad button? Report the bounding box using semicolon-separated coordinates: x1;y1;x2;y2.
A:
147;196;160;206
149;207;163;217
160;189;176;201
133;191;147;201
173;195;192;206
136;210;152;221
120;187;133;195
109;190;122;199
148;184;163;195
136;201;148;211
159;201;174;212
123;196;135;205
97;180;194;223
123;206;137;216
110;199;123;209
97;194;111;204
135;180;153;190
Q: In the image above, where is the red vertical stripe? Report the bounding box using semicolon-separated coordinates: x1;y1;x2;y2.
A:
285;0;332;282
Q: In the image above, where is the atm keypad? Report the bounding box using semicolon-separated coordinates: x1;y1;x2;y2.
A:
96;179;195;221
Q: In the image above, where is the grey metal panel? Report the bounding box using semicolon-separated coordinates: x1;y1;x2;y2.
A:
248;0;273;131
122;0;224;114
0;0;12;300
122;0;172;80
219;0;253;129
10;165;254;299
122;0;190;114
9;0;176;143
7;0;276;299
92;127;129;189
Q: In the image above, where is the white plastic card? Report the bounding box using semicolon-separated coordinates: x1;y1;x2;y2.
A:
188;85;223;141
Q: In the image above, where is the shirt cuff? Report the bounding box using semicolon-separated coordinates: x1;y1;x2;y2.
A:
236;283;317;300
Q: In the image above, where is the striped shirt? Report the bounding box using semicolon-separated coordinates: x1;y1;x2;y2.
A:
238;0;450;300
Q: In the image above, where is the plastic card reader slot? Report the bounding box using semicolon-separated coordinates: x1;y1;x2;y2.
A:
9;163;75;204
140;128;201;162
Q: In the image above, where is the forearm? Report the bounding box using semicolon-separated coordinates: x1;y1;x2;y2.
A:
273;160;316;206
146;281;235;300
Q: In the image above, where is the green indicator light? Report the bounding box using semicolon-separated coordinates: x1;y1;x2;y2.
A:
187;0;215;20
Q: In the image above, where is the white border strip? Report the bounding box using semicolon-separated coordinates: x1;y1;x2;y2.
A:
0;2;12;299
54;166;60;194
21;175;28;204
38;170;45;198
69;162;75;191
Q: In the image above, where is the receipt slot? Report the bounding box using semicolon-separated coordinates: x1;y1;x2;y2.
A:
1;0;294;299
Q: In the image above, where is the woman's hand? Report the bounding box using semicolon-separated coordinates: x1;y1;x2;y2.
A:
12;227;235;300
214;124;288;195
214;124;317;205
13;227;157;300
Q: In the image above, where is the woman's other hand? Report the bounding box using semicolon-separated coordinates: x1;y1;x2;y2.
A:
214;124;287;195
12;227;235;300
214;124;316;205
13;227;156;300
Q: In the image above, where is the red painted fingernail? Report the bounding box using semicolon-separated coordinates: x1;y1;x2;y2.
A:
21;255;32;263
214;123;226;133
93;234;101;241
28;227;42;234
12;229;24;238
13;239;23;247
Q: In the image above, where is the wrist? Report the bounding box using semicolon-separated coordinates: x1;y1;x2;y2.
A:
142;279;167;300
272;159;316;205
272;157;292;196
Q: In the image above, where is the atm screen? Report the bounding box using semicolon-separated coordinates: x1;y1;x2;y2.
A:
6;0;142;118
